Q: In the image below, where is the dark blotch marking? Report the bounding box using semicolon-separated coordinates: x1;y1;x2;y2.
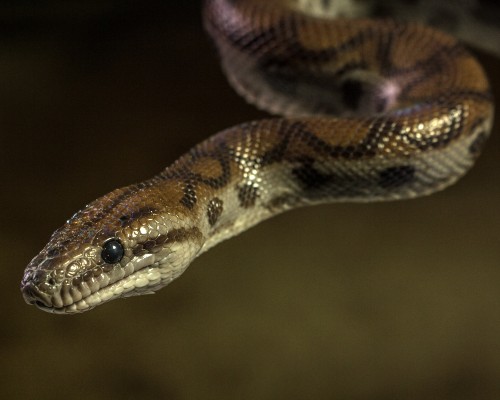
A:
238;184;259;208
378;165;416;189
119;207;159;227
180;180;197;210
207;198;224;226
166;227;202;244
293;157;375;198
132;227;203;256
142;240;156;251
292;158;333;191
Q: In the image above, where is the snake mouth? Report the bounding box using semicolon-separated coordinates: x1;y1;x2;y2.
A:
23;251;178;314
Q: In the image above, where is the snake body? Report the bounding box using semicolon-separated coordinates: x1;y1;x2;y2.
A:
21;0;493;313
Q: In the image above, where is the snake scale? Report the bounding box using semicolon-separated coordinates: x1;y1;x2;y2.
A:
21;0;493;313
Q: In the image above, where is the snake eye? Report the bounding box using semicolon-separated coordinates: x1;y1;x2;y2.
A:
101;239;124;264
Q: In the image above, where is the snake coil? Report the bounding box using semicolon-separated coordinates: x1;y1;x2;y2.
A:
21;0;493;313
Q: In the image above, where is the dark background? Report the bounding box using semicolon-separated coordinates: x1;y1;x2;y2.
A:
2;1;500;399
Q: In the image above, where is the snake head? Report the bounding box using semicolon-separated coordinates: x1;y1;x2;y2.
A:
21;183;204;314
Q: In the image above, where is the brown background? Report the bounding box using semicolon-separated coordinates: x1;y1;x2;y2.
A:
2;1;500;399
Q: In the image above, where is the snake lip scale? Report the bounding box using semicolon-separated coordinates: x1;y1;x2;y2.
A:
21;0;494;314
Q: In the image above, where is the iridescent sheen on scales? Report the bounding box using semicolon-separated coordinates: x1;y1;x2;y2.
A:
21;0;493;313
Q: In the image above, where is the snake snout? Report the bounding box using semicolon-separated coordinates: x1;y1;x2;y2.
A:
21;281;53;310
20;267;58;311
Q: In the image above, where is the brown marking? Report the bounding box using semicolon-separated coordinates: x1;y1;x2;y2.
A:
238;184;259;208
191;158;224;181
292;158;333;191
132;227;203;256
378;165;416;189
155;234;170;246
119;207;159;227
180;180;197;209
164;227;203;244
207;198;224;226
142;240;156;251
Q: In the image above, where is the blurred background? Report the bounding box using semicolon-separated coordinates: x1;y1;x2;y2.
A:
1;1;500;399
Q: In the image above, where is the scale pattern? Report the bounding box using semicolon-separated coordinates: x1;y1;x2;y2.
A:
21;0;493;313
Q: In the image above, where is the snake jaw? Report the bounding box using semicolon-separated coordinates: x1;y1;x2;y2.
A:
22;234;204;314
21;251;156;314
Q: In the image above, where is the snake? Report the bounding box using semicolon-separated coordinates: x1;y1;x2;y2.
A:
21;0;494;314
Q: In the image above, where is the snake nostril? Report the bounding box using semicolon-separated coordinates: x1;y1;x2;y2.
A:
21;283;52;308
